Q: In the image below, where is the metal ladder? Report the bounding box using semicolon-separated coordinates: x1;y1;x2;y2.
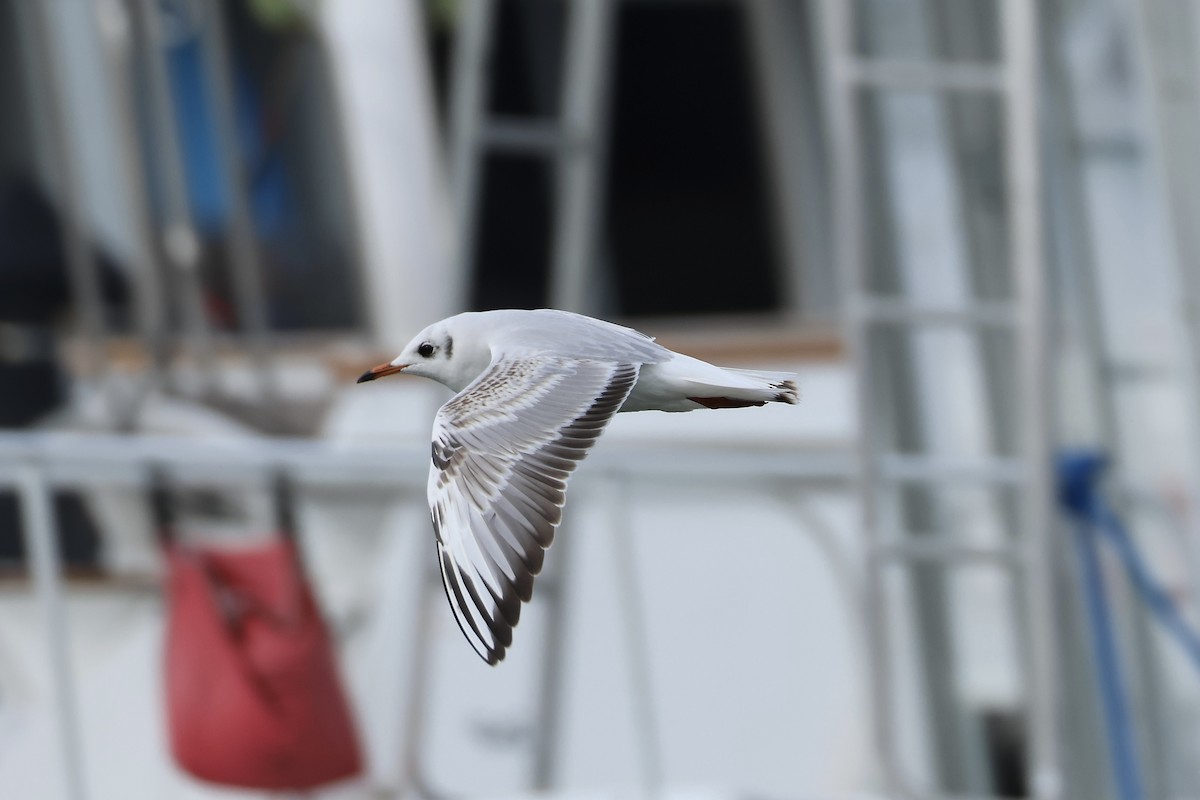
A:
448;0;617;314
817;1;1061;797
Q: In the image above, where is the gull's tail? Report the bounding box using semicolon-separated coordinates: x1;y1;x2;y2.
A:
723;367;800;404
682;363;800;409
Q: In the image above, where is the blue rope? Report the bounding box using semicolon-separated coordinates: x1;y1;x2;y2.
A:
1058;451;1145;800
1089;498;1200;671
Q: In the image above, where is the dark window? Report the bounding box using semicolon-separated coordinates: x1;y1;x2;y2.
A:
606;1;781;317
453;0;783;317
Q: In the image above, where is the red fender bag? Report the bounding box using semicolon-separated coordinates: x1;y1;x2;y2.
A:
163;539;363;789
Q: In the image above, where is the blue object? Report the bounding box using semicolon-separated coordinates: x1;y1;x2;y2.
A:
1058;449;1200;799
1060;451;1200;672
1057;450;1145;800
165;31;288;239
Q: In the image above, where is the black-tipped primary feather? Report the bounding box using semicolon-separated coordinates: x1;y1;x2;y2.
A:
428;355;639;663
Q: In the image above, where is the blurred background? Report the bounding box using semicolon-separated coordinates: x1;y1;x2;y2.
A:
3;0;1200;798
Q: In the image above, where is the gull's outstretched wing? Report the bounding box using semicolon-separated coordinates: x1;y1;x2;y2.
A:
429;354;639;664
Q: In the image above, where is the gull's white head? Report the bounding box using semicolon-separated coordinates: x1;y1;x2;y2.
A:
356;315;491;393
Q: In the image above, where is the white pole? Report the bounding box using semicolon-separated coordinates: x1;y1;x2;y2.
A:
814;0;909;791
18;462;87;800
1003;1;1063;797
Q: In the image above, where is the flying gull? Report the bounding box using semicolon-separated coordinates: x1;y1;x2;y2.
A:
357;309;798;664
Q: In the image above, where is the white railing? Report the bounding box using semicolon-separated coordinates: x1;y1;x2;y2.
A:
0;431;855;800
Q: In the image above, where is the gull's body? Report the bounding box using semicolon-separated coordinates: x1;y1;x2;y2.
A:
358;308;798;663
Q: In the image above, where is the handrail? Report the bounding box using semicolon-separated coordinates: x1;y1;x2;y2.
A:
4;429;854;800
0;432;853;488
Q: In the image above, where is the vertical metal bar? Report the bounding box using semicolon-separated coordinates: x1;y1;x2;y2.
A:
1130;0;1200;494
28;4;109;383
1038;0;1115;451
448;0;497;311
530;492;577;790
743;0;808;322
198;0;278;405
609;473;663;796
814;0;911;793
303;9;380;350
91;0;172;401
1124;7;1200;790
1003;1;1063;797
135;0;217;392
18;462;87;800
743;0;834;322
548;0;617;314
927;3;1024;791
1038;3;1127;795
402;561;446;797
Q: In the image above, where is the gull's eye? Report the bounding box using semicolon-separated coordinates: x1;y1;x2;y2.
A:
418;342;436;358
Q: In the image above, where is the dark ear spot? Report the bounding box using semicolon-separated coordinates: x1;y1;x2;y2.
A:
445;336;454;358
